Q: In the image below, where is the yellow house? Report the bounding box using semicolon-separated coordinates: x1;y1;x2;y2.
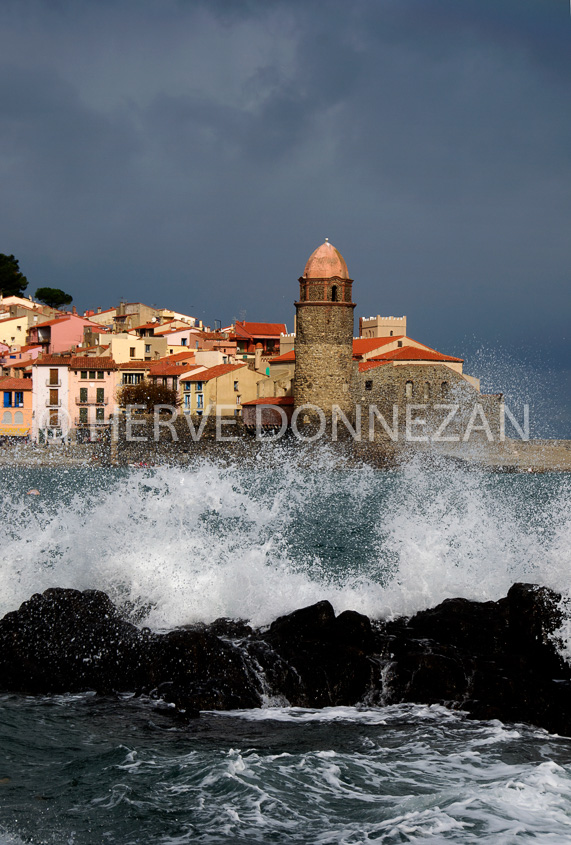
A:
0;377;33;437
180;363;268;417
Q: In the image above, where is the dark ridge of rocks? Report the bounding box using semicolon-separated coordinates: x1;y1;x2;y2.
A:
1;583;570;734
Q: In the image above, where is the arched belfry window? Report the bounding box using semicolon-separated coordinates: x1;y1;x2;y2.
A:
424;382;431;400
441;381;449;398
331;285;338;302
405;380;413;399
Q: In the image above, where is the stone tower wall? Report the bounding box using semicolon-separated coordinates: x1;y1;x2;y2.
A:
294;298;355;417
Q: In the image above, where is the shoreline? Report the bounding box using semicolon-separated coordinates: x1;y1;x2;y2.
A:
1;436;570;472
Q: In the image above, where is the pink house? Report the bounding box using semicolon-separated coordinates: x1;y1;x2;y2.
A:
68;356;118;439
27;315;102;354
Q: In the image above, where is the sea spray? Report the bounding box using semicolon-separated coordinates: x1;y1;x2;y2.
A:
0;451;569;632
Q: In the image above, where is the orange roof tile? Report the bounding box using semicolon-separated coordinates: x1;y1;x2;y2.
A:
117;361;151;370
180;363;246;382
161;350;196;362
352;337;405;357
358;360;390;373
269;350;295;363
69;357;117;370
235;322;287;338
0;377;32;390
34;355;73;366
241;396;294;406
371;346;463;363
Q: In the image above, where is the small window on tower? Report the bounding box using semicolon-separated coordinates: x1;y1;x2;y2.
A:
397;341;403;348
331;285;338;302
365;380;373;391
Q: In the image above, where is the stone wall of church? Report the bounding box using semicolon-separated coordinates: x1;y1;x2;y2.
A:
351;363;502;443
294;303;355;417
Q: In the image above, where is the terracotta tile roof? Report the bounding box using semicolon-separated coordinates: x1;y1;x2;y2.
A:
117;361;151;370
0;377;32;390
34;355;73;366
241;396;294;406
10;359;36;368
235;322;287;338
69;357;117;370
269;350;295;363
29;316;71;328
148;362;187;377
358;360;390;373
132;320;175;331
352;336;405;357
371;346;463;363
180;363;246;382
160;351;197;363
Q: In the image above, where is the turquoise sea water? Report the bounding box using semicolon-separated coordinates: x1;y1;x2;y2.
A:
0;455;570;843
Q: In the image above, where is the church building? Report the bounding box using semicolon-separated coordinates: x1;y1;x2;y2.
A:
244;240;502;440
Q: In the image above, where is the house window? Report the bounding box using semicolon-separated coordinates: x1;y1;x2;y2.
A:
2;411;11;423
223;356;227;364
96;388;104;403
195;382;203;392
233;381;239;391
184;394;191;410
3;391;12;407
365;380;373;391
129;348;136;357
89;371;96;380
236;395;241;405
183;382;191;392
173;377;177;390
79;407;88;423
49;369;59;385
80;387;88;403
197;394;204;409
122;373;143;385
49;411;59;427
424;382;431;400
390;331;393;337
97;371;104;379
397;341;403;348
181;338;187;346
95;407;105;421
145;345;151;354
405;380;413;399
14;411;23;424
162;377;168;387
81;371;87;379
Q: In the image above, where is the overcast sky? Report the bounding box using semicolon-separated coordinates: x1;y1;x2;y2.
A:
1;0;569;433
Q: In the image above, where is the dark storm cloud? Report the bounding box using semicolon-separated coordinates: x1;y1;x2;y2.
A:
0;0;569;431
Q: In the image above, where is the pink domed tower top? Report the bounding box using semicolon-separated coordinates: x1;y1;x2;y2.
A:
302;239;350;280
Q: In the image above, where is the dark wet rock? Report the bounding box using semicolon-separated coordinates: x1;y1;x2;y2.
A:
258;601;377;707
0;588;260;711
1;583;571;735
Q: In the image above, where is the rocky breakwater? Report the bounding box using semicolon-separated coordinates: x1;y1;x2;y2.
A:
1;584;570;734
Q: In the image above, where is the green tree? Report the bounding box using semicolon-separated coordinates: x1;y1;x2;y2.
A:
35;287;73;309
117;380;181;413
0;254;28;297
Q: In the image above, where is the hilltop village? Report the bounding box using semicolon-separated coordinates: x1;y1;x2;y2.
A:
0;240;502;446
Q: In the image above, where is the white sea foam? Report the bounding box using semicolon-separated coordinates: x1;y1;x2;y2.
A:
0;454;569;634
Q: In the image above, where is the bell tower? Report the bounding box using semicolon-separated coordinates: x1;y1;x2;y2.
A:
293;239;355;418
